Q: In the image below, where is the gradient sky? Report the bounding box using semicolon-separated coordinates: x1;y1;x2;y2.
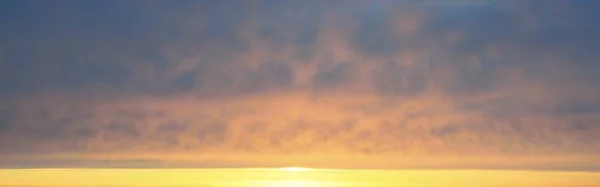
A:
1;0;600;170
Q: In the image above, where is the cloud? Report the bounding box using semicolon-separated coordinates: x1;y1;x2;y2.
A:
0;0;600;169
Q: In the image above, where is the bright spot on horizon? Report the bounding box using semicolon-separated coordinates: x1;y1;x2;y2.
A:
278;167;312;172
248;180;330;187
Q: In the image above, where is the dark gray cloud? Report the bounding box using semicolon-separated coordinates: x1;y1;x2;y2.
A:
0;0;597;98
244;62;295;92
196;119;229;145
156;121;187;134
373;61;429;96
313;62;356;89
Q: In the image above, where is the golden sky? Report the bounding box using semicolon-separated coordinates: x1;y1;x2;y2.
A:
1;169;600;187
1;0;600;170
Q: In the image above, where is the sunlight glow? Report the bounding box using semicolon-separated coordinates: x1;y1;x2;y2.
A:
250;180;329;187
1;169;599;187
278;167;312;172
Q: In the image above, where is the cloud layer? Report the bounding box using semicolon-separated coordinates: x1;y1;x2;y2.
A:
1;0;600;169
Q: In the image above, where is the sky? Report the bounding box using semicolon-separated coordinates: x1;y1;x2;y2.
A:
2;169;600;187
0;0;600;170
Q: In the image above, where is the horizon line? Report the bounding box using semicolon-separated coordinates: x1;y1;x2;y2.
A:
2;167;600;173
